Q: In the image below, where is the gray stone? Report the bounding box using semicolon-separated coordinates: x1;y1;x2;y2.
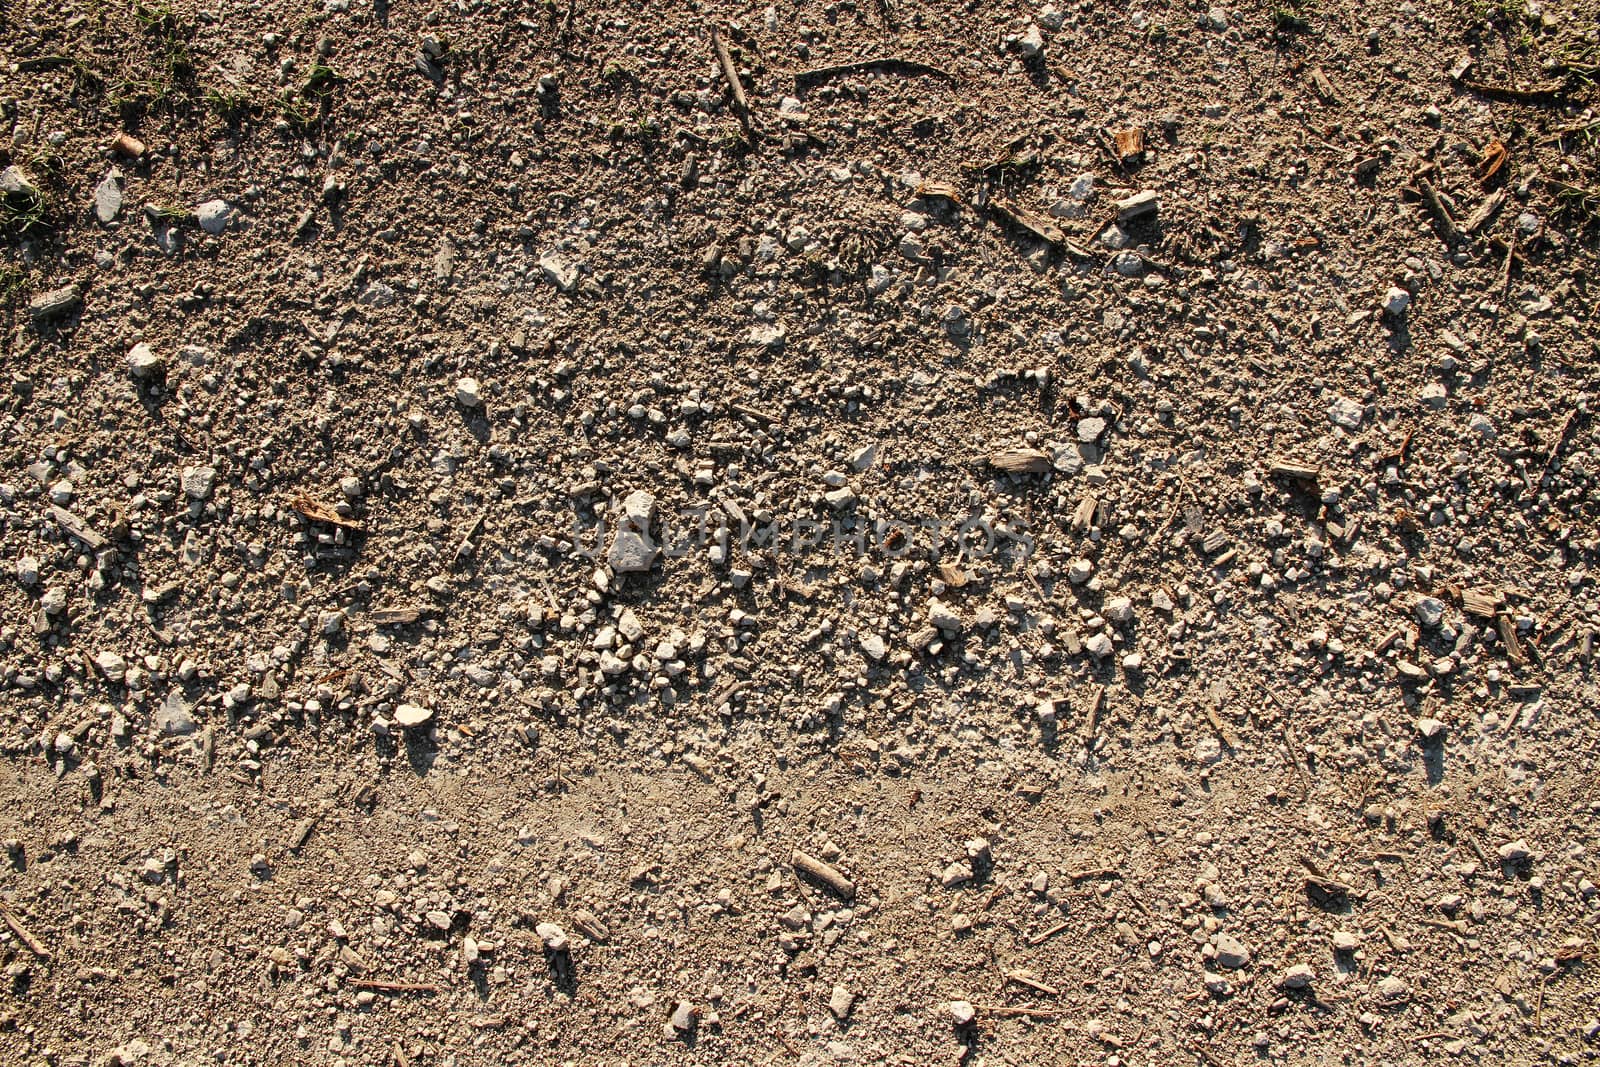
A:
609;529;656;574
195;199;233;234
1414;596;1445;628
1376;975;1410;1001
1115;190;1159;222
849;442;878;471
1112;252;1145;276
155;691;197;736
1099;224;1136;250
29;284;82;323
940;860;973;887
394;703;434;728
828;983;855;1020
927;598;962;632
181;465;217;500
1103;596;1134;625
0;165;39;202
358;281;397;307
128;343;165;380
94;173;123;223
1281;963;1315;989
1013;23;1044;57
539;252;579;291
1327;396;1364;430
455;377;483;408
608;490;659;573
1213;932;1251;969
535;921;569;952
620;489;656;526
1414;717;1446;740
1497;839;1531;862
824;486;857;510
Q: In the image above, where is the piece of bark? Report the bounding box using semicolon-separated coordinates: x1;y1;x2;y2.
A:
710;26;749;124
1269;459;1321;481
49;505;109;549
1462;188;1507;234
30;284;82;323
988;448;1052;474
1416;179;1463;245
1460;588;1502;619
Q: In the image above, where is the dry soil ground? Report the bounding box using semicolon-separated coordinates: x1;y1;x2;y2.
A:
2;0;1600;1063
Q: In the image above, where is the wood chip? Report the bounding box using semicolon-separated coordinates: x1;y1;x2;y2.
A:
988;448;1052;474
289;814;321;850
1496;614;1526;665
792;849;855;900
1027;920;1070;946
989;200;1067;246
1460;78;1568;102
1416;179;1463;245
1112;127;1145;159
795;57;956;88
1203;705;1237;750
938;563;970;588
112;131;146;158
453;511;486;566
0;904;51;960
48;505;108;550
571;908;610;942
710;25;750;125
1460;588;1502;619
1080;683;1105;745
1463;189;1507;236
1070;493;1098;533
1005;971;1060;996
353;980;441;994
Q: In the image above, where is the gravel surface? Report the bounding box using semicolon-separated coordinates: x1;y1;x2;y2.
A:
3;0;1600;1063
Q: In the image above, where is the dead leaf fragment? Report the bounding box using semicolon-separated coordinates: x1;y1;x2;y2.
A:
290;494;365;531
371;606;430;625
989;201;1066;245
1309;66;1338;105
1477;139;1508;187
914;181;966;207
